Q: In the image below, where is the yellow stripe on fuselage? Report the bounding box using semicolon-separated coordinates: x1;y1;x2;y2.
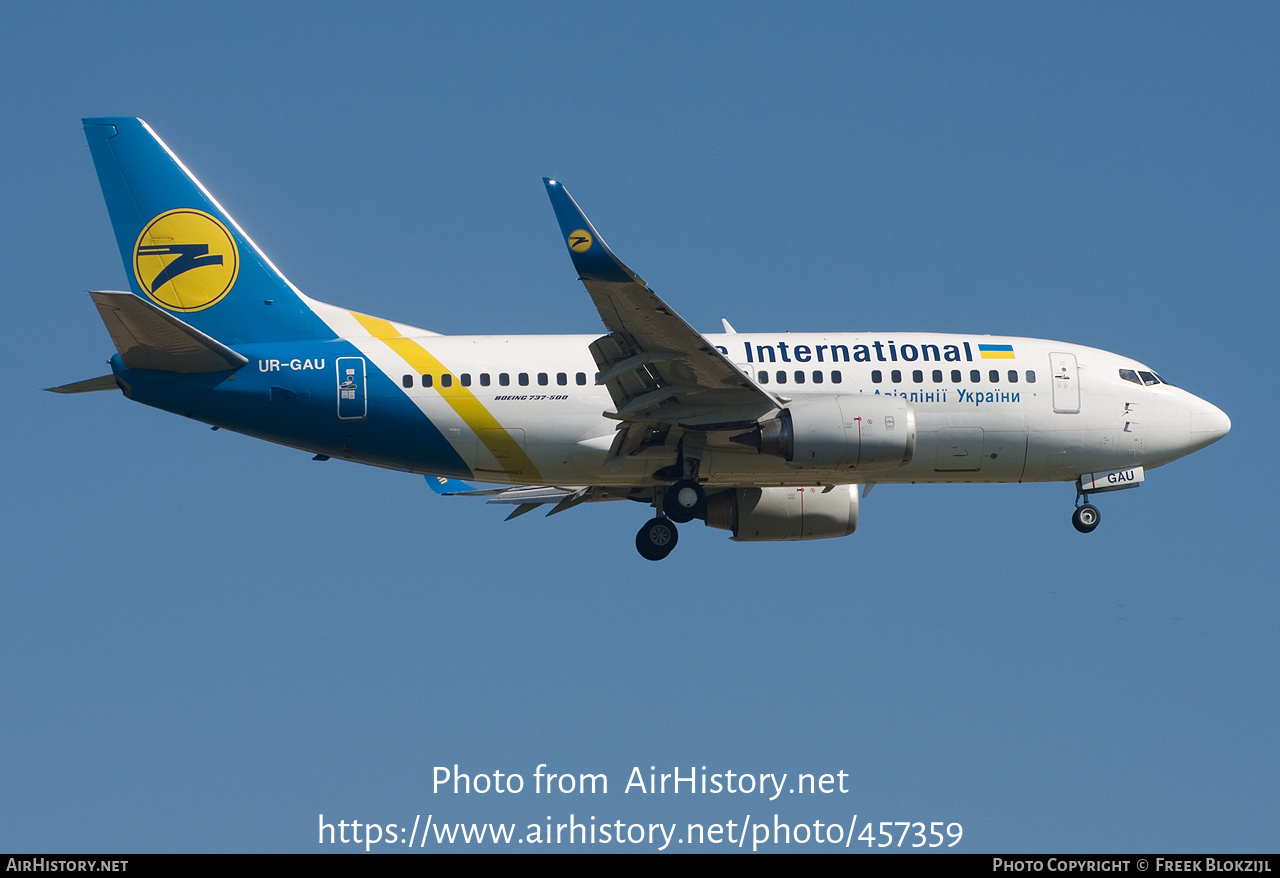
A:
348;311;542;480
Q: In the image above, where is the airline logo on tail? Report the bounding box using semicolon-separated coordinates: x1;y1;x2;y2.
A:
133;209;239;312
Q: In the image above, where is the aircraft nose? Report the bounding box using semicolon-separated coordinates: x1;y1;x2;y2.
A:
1189;400;1231;449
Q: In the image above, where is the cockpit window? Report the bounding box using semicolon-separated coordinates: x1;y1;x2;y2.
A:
1121;367;1173;387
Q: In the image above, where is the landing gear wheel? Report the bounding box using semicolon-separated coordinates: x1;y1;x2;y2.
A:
1072;503;1101;533
636;517;679;561
662;479;706;524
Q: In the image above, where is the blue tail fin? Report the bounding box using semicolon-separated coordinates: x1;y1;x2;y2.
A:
82;118;333;345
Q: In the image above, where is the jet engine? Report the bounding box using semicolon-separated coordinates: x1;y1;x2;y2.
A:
732;395;916;471
705;485;859;541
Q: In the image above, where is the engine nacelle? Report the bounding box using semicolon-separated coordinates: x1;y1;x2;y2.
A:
736;395;916;471
705;485;859;541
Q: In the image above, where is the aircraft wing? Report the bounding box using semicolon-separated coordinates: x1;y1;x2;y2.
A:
544;180;781;437
425;475;628;520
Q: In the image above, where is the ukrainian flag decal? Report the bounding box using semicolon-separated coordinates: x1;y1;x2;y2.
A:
978;344;1015;359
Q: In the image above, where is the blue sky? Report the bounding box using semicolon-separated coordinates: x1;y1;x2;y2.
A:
3;2;1276;852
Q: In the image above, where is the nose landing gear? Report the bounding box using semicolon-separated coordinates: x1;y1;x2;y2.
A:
1072;497;1101;533
1070;467;1145;533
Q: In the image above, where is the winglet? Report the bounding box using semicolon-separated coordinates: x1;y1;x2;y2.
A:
425;475;478;495
543;178;636;284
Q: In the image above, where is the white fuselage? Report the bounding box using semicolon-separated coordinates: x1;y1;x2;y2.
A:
323;310;1229;488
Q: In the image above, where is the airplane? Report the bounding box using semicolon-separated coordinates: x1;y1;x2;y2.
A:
53;117;1231;560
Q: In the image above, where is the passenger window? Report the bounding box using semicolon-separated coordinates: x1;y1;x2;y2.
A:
871;370;882;384
499;373;510;386
912;369;923;383
402;375;413;388
891;370;902;383
970;370;981;383
776;370;787;384
831;370;842;384
440;374;452;388
794;370;805;384
556;372;567;386
758;370;769;384
1007;370;1018;383
480;373;490;386
932;369;943;383
595;372;603;385
460;373;471;387
575;372;586;385
518;373;529;386
989;370;999;383
420;374;432;388
951;370;962;383
812;370;823;384
1025;371;1036;383
537;372;548;386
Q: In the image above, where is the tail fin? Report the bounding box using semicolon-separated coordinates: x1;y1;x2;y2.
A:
82;118;333;345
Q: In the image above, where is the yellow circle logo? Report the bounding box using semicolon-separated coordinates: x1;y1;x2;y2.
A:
568;229;593;253
133;209;239;312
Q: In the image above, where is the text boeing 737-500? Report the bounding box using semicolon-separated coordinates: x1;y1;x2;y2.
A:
53;118;1230;560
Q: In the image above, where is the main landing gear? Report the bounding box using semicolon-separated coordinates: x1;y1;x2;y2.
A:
636;516;679;561
637;480;707;560
662;478;706;523
637;444;708;560
1072;498;1101;533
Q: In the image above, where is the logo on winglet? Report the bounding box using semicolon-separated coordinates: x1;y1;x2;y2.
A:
133;209;239;312
568;229;593;253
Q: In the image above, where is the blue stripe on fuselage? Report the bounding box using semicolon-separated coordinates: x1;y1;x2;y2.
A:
110;340;471;477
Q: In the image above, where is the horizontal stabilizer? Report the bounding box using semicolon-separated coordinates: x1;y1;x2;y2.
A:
45;375;118;394
90;291;249;373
